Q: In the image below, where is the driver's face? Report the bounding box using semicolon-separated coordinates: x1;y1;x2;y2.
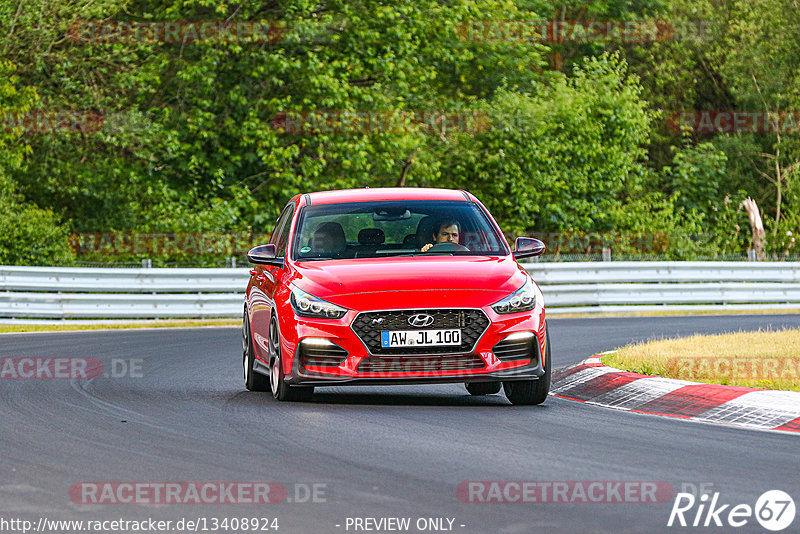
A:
435;225;459;244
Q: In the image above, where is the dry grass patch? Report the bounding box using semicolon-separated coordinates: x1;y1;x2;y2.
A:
603;328;800;391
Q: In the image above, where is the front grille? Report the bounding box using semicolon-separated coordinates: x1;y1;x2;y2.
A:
492;334;538;363
357;354;485;374
298;342;348;368
351;309;490;355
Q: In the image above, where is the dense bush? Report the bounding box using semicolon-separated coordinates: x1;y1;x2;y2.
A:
0;0;797;264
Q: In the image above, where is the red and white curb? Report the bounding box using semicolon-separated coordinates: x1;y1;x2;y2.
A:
551;353;800;434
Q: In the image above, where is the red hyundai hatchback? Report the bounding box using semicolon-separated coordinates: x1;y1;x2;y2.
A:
243;188;549;404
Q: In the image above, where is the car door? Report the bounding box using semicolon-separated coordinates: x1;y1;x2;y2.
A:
250;203;295;360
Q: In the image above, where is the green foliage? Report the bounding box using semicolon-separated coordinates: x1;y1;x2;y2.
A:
438;53;656;234
1;0;799;264
0;193;75;265
663;142;727;217
627;0;800;255
0;60;74;264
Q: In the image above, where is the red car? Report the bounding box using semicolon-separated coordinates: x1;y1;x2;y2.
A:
243;188;549;404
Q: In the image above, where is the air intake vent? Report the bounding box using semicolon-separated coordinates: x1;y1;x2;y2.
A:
492;333;538;363
298;341;348;368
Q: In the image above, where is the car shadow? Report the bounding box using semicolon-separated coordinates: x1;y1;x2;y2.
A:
230;388;551;408
302;390;517;407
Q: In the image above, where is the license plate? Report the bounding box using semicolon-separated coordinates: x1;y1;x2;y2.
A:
381;329;461;347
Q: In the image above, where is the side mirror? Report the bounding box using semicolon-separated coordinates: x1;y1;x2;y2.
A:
247;244;283;266
513;237;546;259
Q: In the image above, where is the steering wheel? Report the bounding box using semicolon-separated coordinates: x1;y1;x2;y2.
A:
428;242;469;252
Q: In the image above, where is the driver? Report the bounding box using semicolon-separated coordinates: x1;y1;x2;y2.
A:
421;219;461;252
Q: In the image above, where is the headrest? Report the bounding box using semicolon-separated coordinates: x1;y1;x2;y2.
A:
414;216;437;247
312;222;347;254
358;228;385;245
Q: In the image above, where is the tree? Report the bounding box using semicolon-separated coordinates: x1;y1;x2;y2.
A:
438;53;655;233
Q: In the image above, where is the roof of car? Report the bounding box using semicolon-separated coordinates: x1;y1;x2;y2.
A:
304;187;473;205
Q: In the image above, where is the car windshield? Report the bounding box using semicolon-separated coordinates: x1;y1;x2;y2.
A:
292;200;508;261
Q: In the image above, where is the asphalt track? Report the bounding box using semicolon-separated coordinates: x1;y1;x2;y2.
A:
2;315;800;534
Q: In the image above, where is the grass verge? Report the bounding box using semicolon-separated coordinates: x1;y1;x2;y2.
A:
0;319;239;334
603;328;800;391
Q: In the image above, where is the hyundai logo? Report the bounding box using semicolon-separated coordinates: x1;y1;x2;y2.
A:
408;313;434;327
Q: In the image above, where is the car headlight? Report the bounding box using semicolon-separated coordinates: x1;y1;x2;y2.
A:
290;286;348;319
492;278;537;314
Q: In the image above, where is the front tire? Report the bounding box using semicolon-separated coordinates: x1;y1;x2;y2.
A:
465;382;502;395
243;310;270;392
268;317;314;402
503;325;551;405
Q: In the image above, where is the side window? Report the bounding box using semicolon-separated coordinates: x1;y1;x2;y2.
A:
273;204;295;257
269;209;287;245
269;204;293;245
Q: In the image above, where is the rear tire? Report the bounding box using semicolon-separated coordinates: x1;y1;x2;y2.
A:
465;382;502;395
268;317;314;402
243;310;270;392
503;325;551;405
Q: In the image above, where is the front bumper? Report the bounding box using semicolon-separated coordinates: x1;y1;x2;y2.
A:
281;306;547;386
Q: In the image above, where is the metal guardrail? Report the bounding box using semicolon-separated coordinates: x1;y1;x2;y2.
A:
1;262;800;318
0;267;245;319
524;262;800;313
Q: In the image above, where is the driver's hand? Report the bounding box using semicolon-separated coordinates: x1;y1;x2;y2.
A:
421;243;433;252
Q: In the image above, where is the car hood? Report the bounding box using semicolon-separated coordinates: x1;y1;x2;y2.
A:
292;255;528;309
